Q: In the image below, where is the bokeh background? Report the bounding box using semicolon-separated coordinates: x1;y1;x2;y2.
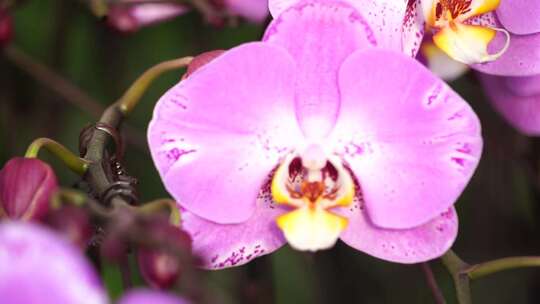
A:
1;1;540;303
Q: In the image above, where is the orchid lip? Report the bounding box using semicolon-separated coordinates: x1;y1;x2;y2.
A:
271;144;355;251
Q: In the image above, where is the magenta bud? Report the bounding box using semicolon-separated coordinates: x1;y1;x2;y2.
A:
137;222;191;289
0;9;13;48
46;206;93;249
106;3;187;34
0;158;58;221
182;50;225;80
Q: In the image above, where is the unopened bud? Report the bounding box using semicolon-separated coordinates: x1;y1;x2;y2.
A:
182;50;225;80
46;206;93;249
0;9;13;48
137;220;191;289
0;158;58;221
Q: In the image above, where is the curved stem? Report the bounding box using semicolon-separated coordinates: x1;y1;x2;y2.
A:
441;250;472;304
50;188;111;218
464;256;540;280
138;199;181;226
25;138;89;175
421;262;446;304
116;56;193;115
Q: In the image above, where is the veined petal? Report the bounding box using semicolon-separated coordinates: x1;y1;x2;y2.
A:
403;0;426;57
277;206;347;252
263;0;377;139
433;22;509;64
497;0;540;35
182;191;287;269
330;49;482;229
479;73;540;136
148;43;304;224
336;201;458;263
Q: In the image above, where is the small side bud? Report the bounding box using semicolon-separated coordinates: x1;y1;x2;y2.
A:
137;219;192;289
0;158;58;221
0;9;13;48
182;50;225;80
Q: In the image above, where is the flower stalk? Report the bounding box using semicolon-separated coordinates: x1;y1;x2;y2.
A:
463;256;540;280
116;56;193;115
138;199;181;226
25;137;89;175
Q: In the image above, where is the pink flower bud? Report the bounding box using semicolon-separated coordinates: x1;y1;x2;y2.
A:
0;9;13;48
106;3;188;33
182;50;225;80
0;158;58;221
137;222;192;289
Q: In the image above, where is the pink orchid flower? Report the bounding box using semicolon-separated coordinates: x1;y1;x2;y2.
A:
107;0;269;33
479;74;540;135
148;0;483;269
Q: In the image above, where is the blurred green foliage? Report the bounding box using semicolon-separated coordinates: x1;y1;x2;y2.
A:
1;1;540;303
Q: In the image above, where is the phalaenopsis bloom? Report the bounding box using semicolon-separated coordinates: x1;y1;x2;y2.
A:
148;0;483;269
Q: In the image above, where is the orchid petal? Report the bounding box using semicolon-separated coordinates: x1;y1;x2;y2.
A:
225;0;269;22
182;192;287;269
496;0;540;35
148;42;303;224
119;289;190;304
263;0;377;139
473;31;540;76
0;222;107;304
269;0;414;52
479;73;540;136
330;49;482;229
336;202;458;263
403;0;426;57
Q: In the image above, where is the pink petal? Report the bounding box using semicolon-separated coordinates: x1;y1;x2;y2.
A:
402;0;425;57
225;0;269;22
336;200;458;264
119;289;190;304
269;0;423;56
263;0;377;139
182;186;287;269
479;73;540;136
497;0;540;35
148;43;303;224
330;49;482;229
0;222;107;304
470;13;540;77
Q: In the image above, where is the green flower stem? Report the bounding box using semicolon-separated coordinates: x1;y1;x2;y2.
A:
25;138;89;176
464;256;540;280
138;199;181;226
441;250;472;304
50;188;111;218
116;56;193;116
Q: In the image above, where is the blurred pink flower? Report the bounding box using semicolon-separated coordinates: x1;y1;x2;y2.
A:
479;73;540;135
148;0;482;268
0;158;58;221
107;0;269;33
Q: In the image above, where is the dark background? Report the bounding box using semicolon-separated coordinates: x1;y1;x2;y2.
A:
1;1;540;303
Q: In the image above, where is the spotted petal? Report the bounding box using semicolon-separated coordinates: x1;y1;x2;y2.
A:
337;202;458;263
479;73;540;136
148;42;303;224
182;191;287;269
330;49;482;229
